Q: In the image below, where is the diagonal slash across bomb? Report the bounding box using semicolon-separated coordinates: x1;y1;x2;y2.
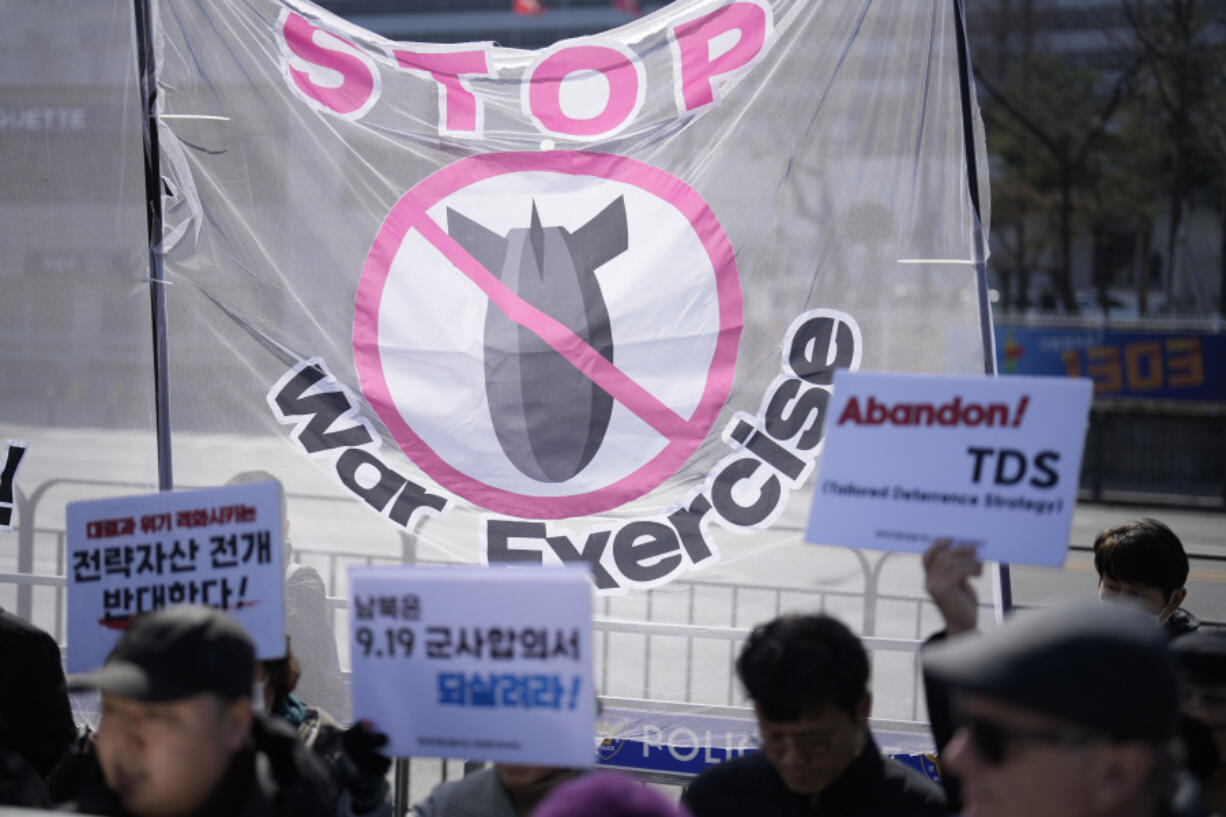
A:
397;196;691;453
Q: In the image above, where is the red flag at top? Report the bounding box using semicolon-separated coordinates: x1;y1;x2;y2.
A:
512;0;546;14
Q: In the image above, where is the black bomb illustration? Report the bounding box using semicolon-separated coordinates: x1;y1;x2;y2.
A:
447;197;629;483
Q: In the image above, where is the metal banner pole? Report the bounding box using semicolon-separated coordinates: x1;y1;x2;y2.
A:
132;0;173;491
953;0;1012;617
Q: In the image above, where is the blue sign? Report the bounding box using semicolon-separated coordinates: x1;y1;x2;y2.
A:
995;325;1226;402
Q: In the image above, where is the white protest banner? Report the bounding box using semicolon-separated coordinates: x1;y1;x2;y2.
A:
65;481;284;671
349;565;594;765
805;372;1093;566
142;0;992;599
6;0;996;746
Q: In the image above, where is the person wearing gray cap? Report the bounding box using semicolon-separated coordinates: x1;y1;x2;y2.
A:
63;605;338;817
923;603;1185;817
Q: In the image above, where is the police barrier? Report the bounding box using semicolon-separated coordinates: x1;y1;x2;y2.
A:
594;707;941;784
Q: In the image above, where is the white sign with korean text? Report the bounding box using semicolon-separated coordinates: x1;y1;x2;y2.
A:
349;565;595;765
805;371;1093;566
65;482;284;671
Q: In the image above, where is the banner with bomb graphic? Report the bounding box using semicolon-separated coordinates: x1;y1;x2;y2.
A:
147;0;990;594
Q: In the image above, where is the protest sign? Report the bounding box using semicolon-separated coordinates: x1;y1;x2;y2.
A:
805;372;1093;566
65;481;284;671
349;565;594;765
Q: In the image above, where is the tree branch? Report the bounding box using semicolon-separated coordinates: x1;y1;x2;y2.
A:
971;67;1065;160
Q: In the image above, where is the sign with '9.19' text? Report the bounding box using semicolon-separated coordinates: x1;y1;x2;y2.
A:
349;565;594;765
805;372;1093;566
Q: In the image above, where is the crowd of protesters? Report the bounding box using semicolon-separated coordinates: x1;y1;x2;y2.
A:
1;515;1224;817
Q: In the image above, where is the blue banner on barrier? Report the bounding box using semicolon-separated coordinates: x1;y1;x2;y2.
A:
995;325;1226;402
595;709;941;783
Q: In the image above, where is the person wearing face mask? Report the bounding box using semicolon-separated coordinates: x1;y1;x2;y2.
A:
920;524;1198;812
256;642;392;817
923;518;1198;644
1092;518;1198;638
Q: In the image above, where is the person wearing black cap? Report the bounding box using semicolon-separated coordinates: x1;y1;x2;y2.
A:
924;603;1184;817
64;604;338;817
682;613;948;817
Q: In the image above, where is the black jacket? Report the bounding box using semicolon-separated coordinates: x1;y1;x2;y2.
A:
0;736;51;808
681;735;948;817
64;714;338;817
0;609;75;778
920;631;960;811
1163;608;1200;640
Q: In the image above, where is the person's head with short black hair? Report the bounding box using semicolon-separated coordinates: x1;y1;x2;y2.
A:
738;613;869;721
736;614;871;796
69;606;258;817
1093;518;1189;622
